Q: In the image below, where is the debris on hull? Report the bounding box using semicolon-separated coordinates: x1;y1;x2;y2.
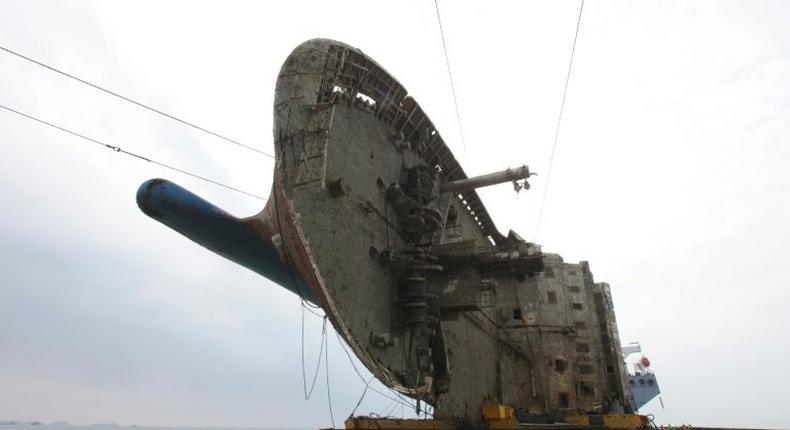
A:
138;39;647;425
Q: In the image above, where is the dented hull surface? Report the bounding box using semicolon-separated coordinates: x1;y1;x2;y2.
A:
137;39;636;425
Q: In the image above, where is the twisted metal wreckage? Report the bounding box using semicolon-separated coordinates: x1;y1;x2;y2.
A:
137;39;660;429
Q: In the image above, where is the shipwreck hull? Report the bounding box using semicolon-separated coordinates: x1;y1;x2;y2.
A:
138;38;636;424
270;38;452;395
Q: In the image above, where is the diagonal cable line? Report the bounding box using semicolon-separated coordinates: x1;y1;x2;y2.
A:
534;0;585;241
0;103;266;201
434;0;470;166
0;44;274;158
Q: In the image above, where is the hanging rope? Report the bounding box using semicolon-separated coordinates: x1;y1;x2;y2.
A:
325;327;336;428
301;309;327;400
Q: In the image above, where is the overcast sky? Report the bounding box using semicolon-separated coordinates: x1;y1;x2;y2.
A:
1;0;789;428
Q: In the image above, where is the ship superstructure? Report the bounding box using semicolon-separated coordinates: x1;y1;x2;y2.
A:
622;342;661;411
137;39;647;428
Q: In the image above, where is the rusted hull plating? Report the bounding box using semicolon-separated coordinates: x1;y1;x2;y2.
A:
138;39;639;425
268;39;631;420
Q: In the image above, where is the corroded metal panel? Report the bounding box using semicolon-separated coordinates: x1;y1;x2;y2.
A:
137;38;635;426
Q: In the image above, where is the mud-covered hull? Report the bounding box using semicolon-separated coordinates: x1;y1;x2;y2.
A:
138;39;635;425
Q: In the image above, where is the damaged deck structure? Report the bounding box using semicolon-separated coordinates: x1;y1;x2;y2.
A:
137;39;641;426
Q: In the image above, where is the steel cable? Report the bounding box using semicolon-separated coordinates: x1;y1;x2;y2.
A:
0;103;266;201
0;44;274;158
534;0;585;241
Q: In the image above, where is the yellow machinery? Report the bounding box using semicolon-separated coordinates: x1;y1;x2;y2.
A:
342;403;649;430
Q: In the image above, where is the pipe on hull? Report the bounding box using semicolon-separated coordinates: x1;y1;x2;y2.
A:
440;165;532;194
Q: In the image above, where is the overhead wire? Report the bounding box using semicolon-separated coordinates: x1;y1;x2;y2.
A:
534;0;585;241
433;0;470;166
0;103;266;201
0;44;274;158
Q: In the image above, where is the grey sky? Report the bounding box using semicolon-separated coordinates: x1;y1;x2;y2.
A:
1;0;788;428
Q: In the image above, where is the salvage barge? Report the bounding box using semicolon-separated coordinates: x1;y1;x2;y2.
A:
138;39;670;429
